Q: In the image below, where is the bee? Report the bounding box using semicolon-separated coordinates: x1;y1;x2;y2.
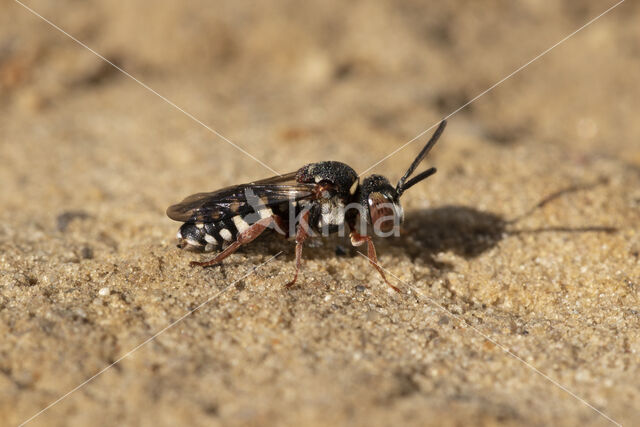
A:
167;121;447;292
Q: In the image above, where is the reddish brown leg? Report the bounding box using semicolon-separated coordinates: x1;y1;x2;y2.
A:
190;217;274;267
271;215;290;238
350;231;400;293
285;211;310;288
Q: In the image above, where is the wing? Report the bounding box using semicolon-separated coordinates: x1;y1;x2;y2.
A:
166;171;315;223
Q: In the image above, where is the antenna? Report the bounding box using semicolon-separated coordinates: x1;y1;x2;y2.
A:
396;120;446;196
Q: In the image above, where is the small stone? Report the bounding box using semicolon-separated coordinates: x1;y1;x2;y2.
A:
80;246;94;259
98;287;110;297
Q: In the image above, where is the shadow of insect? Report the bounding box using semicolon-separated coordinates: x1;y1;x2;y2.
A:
385;177;616;278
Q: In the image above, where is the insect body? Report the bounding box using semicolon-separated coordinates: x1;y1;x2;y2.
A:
167;120;447;292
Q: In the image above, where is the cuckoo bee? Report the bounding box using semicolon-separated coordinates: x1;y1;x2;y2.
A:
167;121;447;292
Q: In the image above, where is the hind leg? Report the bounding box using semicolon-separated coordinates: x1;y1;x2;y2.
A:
190;217;275;267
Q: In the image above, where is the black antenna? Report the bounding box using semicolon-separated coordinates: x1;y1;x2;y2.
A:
397;167;437;196
396;120;446;196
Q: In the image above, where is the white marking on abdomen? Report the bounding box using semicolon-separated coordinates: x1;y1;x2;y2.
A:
186;238;202;247
219;228;232;241
258;207;273;219
233;216;250;233
204;234;217;244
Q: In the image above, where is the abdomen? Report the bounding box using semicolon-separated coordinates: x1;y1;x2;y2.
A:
176;220;238;252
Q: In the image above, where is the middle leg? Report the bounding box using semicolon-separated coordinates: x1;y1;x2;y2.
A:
285;210;310;288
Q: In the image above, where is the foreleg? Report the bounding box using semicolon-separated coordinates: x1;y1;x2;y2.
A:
350;231;400;293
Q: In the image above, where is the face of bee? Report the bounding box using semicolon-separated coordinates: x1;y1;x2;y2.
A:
367;191;403;233
360;175;404;235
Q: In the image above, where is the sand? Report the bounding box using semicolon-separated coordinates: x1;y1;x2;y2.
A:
1;1;639;426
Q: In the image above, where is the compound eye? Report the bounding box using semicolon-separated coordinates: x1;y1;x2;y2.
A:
368;192;397;233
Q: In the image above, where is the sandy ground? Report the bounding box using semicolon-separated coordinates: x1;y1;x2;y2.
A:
1;0;639;426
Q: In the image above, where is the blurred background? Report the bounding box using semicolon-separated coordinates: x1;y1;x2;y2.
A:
1;1;639;426
2;1;639;193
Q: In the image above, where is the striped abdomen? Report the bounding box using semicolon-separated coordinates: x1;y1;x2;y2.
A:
176;216;254;252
